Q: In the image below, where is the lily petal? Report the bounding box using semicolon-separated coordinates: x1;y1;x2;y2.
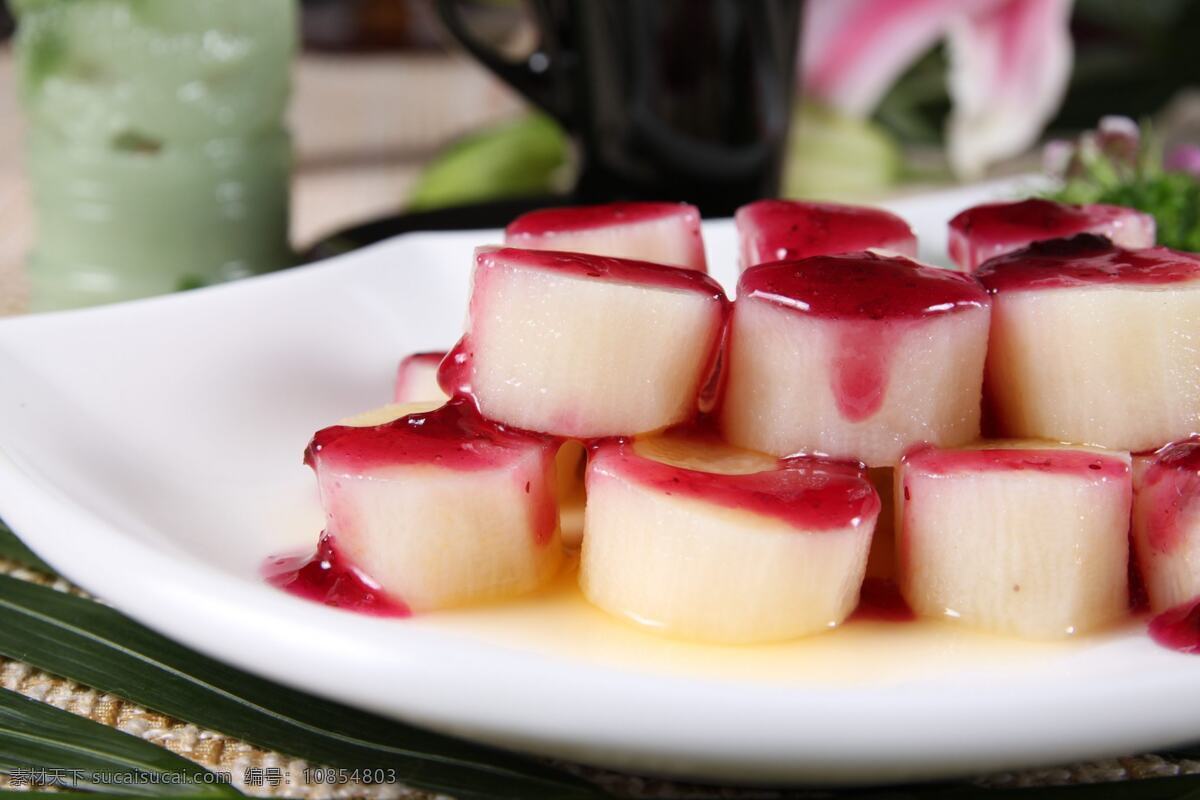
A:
802;0;998;117
946;0;1075;178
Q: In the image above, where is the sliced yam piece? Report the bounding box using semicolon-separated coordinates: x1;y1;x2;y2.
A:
720;252;990;467
506;202;707;272
898;441;1132;639
979;235;1200;452
306;398;563;612
441;246;728;438
948;198;1155;271
347;399;587;546
735;199;916;271
580;434;879;643
390;347;588;540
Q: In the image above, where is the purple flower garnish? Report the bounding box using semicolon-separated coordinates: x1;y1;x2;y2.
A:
1165;144;1200;179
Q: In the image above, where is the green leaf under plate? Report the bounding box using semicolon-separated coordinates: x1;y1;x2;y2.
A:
0;521;55;576
0;572;602;800
0;685;239;797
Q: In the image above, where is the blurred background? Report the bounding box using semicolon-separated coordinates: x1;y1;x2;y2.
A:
0;0;1198;313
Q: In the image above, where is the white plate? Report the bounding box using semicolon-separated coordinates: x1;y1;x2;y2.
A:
1;179;1197;786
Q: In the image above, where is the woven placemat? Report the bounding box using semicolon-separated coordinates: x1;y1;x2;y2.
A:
0;557;437;799
0;554;1197;799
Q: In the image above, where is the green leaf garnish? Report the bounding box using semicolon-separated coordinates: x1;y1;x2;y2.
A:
1053;170;1200;252
1042;122;1200;251
0;686;239;796
0;521;55;576
0;573;602;799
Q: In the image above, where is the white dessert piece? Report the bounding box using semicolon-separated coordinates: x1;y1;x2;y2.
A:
721;252;991;467
441;246;728;438
979;236;1200;452
898;442;1132;638
949;198;1156;271
580;433;879;643
736;199;916;271
306;398;562;611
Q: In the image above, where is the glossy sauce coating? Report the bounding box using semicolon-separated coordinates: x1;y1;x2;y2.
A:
305;396;558;473
952;198;1119;237
264;533;411;617
949;199;1152;269
902;445;1131;481
439;246;729;402
476;246;725;296
828;322;893;422
736;199;916;268
1148;597;1200;654
589;439;879;531
507;201;701;237
976;235;1200;293
1136;439;1200;555
736;253;987;422
738;252;989;320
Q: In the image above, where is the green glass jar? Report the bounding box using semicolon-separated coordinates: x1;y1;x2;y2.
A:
13;0;296;310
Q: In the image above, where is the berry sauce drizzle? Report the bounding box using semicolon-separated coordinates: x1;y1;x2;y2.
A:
851;578;916;623
738;252;989;321
900;445;1130;481
506;201;700;236
590;438;879;531
437;338;475;400
736;199;916;269
831;323;893;422
305;396;557;473
1128;544;1150;615
1148;597;1200;654
264;533;411;617
305;397;559;547
1136;439;1200;555
948;199;1153;270
976;235;1200;293
737;253;988;423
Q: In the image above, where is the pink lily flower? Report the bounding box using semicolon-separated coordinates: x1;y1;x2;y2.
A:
802;0;1075;178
